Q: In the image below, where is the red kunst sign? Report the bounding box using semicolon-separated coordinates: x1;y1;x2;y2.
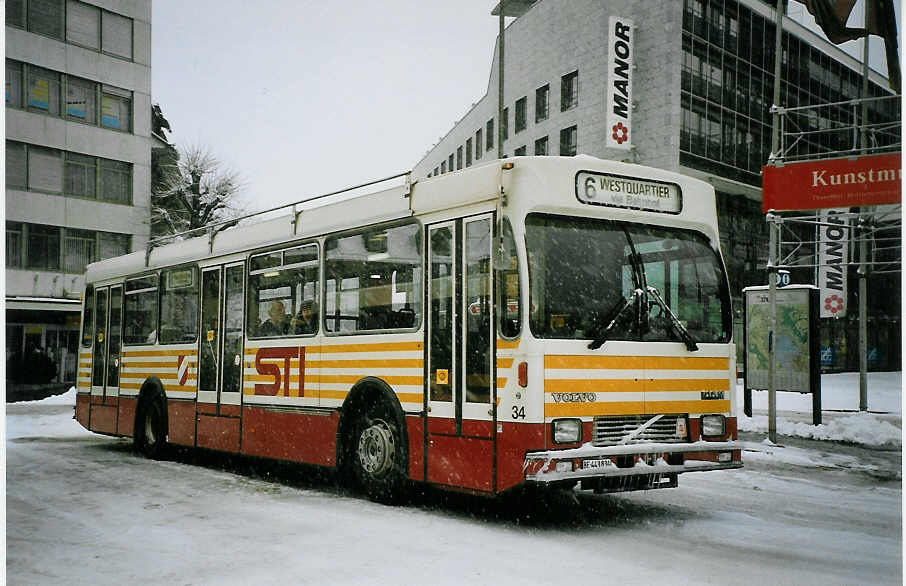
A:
762;153;902;212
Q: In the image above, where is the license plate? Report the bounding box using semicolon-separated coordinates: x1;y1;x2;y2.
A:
582;458;613;469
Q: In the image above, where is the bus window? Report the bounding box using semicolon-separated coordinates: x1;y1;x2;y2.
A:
496;217;521;339
160;267;199;344
81;285;94;348
124;275;159;345
248;243;319;338
324;221;422;333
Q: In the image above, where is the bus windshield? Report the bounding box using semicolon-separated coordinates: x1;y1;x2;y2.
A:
526;213;731;344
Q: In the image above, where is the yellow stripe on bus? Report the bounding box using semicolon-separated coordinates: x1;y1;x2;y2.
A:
123;349;198;357
496;358;514;369
544;355;729;370
545;399;731;417
544;378;729;393
309;359;423;368
497;339;520;349
122;361;189;369
316;341;424;353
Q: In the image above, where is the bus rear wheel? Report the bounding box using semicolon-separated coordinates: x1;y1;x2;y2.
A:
135;397;167;459
351;405;406;503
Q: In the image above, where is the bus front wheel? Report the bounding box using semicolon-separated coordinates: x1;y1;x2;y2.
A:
352;405;406;503
134;397;167;459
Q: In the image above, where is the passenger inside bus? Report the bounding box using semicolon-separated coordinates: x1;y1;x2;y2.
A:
291;299;318;334
258;300;290;336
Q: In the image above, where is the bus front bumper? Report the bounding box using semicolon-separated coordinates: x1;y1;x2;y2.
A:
524;440;742;483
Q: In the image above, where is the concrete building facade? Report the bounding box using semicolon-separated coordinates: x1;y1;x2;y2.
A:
6;0;153;389
415;0;900;371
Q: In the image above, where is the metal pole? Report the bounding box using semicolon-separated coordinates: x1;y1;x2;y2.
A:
497;1;505;160
767;0;785;443
768;214;778;443
858;0;871;411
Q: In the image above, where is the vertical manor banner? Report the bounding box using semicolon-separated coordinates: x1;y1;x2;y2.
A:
817;208;849;318
606;16;634;151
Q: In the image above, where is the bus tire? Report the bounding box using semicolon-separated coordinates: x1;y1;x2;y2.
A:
351;402;407;504
134;394;167;459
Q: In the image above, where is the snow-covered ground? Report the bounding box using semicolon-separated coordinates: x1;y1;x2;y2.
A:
5;372;902;585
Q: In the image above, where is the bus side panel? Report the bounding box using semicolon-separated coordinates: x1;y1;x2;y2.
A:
116;396;137;437
197;414;240;452
241;406;338;466
405;415;424;480
166;401;197;447
496;422;546;493
75;393;91;429
89;403;118;435
427;435;494;492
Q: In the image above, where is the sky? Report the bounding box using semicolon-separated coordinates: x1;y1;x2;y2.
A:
151;1;898;215
152;1;504;212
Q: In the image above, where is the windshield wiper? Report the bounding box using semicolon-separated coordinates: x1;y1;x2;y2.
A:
646;286;698;351
587;289;642;350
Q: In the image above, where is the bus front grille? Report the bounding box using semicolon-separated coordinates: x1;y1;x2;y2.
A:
592;414;688;447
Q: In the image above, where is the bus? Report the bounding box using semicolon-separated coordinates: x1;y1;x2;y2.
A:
76;155;741;501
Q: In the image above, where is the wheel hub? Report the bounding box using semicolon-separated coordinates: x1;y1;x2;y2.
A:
358;420;394;477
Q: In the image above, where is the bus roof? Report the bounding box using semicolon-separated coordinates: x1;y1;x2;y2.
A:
85;155;716;283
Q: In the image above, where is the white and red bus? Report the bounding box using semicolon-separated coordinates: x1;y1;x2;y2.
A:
76;155;741;501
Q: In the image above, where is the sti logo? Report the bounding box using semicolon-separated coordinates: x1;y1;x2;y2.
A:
254;346;307;396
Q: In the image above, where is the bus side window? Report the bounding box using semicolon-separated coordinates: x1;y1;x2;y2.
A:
324;221;422;334
81;285;95;348
123;275;159;345
159;267;199;344
247;244;319;338
497;217;521;338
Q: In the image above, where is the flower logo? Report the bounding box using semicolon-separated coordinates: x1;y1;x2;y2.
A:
612;122;629;144
824;294;844;314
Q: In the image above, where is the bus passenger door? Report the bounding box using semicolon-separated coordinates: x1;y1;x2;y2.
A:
196;263;244;452
90;285;122;433
426;215;495;492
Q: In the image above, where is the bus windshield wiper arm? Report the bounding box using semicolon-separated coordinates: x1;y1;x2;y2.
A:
646;286;698;352
587;289;642;350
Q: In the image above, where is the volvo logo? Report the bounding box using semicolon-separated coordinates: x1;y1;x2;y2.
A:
552;392;597;403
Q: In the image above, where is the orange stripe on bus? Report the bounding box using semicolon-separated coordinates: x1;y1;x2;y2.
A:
497;339;520;349
123;349;198;357
545;379;643;393
496;358;514;369
647;378;730;392
309;358;423;368
496;377;507;388
544;399;731;417
316;341;424;353
122;361;187;368
544;355;728;370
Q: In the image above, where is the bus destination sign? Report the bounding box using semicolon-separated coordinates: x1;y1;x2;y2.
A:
576;171;682;213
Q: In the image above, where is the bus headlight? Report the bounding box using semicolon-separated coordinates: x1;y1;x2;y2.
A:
700;414;726;439
552;418;582;444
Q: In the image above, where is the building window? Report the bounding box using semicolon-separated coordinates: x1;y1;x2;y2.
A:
6;0;25;27
515;96;527;133
448;153;454;172
466;138;473;167
534;136;549;155
99;158;132;203
100;85;131;131
441;161;446;174
28;0;64;40
502;107;509;140
66;0;100;49
27;66;61;115
6;222;24;268
66;77;97;123
6;141;27;189
28;145;63;193
560;125;577;156
456;146;463;170
536;84;550;122
101;9;133;59
6;60;23;108
434;167;439;176
27;224;61;271
561;70;578;111
64;152;97;198
63;228;96;273
514;145;526;156
98;231;130;259
475;129;482;160
486;119;494;151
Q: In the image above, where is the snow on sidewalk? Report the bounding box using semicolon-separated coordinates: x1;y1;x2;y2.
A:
737;371;902;448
